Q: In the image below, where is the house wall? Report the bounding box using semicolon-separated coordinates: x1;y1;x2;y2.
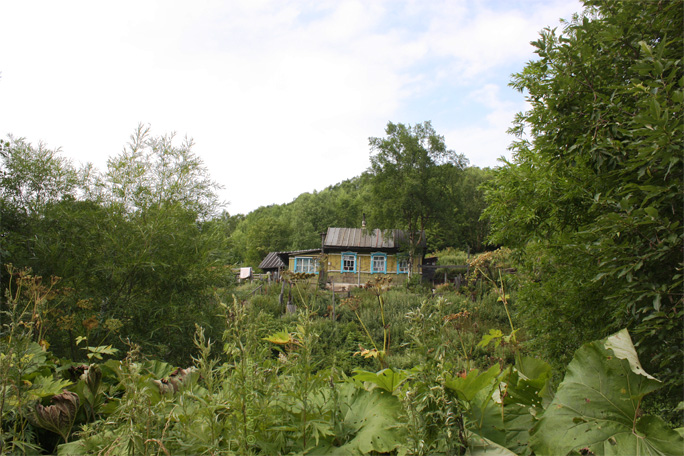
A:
286;251;421;286
287;255;319;274
325;251;419;284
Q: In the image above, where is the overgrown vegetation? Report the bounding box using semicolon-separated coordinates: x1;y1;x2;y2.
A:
2;263;681;455
483;0;683;420
1;0;681;453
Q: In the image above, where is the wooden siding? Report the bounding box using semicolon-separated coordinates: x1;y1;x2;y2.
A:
287;255;319;273
325;252;418;277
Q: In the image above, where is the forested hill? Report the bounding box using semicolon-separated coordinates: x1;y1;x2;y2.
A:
223;165;492;267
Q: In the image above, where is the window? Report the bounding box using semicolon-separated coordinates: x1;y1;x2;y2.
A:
342;252;356;273
397;257;410;274
294;257;317;274
371;253;387;274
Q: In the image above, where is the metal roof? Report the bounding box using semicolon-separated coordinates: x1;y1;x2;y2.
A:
287;249;323;255
323;228;425;249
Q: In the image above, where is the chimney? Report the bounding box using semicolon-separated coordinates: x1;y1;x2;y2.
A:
361;213;366;229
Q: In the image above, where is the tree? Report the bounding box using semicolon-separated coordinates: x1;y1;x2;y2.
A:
428;166;492;252
0;127;233;364
90;126;230;361
0;137;86;304
104;124;223;219
0;136;81;216
368;121;467;273
483;0;682;409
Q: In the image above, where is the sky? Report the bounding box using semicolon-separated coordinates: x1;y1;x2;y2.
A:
0;0;583;215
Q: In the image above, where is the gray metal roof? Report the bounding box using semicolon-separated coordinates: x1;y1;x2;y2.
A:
287;249;323;256
323;228;425;249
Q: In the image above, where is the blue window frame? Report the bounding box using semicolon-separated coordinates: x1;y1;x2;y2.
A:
294;257;317;274
371;253;387;274
341;252;357;273
397;256;410;274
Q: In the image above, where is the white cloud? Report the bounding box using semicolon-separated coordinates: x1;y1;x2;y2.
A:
0;0;584;214
444;83;524;167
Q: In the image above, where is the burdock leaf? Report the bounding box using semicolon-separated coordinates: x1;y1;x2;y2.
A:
84;364;102;396
352;368;409;393
34;390;80;441
445;364;501;402
333;382;406;454
530;329;682;455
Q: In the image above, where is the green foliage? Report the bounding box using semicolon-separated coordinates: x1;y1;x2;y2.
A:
427;166;493;252
1;127;233;365
531;329;683;455
222;162;491;268
333;382;406;455
499;357;553;455
227;176;373;267
0;268;88;453
483;0;683;404
352;368;410;394
3;270;681;455
368;121;468;272
3;4;682;447
0;136;82;216
234;208;295;266
310;319;367;374
446;364;501;403
433;247;470;266
104;124;222;219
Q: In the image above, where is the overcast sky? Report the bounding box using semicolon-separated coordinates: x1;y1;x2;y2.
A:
1;0;583;215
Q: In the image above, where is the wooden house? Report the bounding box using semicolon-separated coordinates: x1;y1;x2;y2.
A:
284;227;425;287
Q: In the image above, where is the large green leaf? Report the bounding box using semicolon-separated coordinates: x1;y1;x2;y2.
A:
445;365;507;447
530;329;683;455
499;357;552;454
466;432;516;456
468;390;506;448
445;364;501;402
352;368;410;393
501;403;534;455
331;382;406;455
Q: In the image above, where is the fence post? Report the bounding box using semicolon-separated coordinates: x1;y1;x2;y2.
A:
286;283;296;313
331;281;335;321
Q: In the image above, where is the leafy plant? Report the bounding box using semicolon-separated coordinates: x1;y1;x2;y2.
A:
530;329;683;455
33;390;80;444
332;382;406;455
483;0;683;408
343;286;393;369
0;265;70;453
368;121;469;275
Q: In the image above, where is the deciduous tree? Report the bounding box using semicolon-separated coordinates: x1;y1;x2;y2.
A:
483;0;683;407
0;127;232;363
368;121;467;273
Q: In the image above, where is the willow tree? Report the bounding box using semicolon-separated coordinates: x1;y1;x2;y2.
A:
0;126;232;363
368;121;467;275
